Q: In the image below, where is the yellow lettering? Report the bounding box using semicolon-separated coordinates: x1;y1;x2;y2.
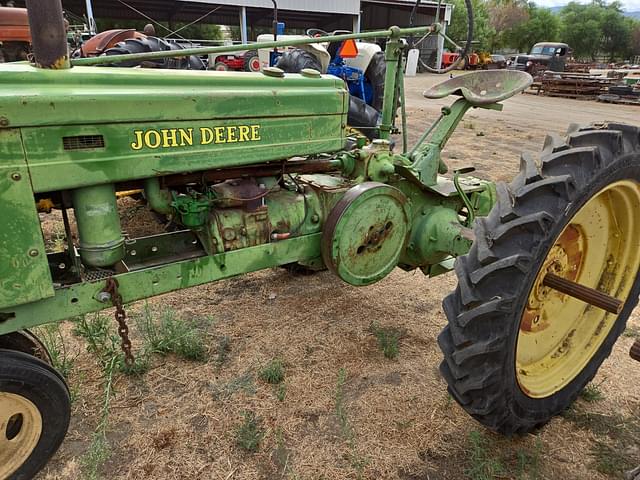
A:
131;130;144;150
226;126;238;143
250;125;261;141
214;126;226;143
238;125;251;142
179;128;194;146
161;128;178;148
200;127;214;145
145;130;161;149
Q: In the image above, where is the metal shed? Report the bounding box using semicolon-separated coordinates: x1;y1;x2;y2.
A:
9;0;451;66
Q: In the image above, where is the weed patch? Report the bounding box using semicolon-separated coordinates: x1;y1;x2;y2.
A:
591;440;635;476
562;404;640;477
579;383;604;403
216;335;232;366
623;325;640;338
74;314;148;375
259;358;285;384
134;304;209;361
465;431;506;480
35;322;75;379
335;368;368;478
369;322;404;359
235;411;264;453
276;383;287;402
464;431;544;480
211;371;256;400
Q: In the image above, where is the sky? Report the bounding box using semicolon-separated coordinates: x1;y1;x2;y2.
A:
534;0;640;10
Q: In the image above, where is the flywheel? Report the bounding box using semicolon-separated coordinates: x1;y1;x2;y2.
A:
321;182;409;286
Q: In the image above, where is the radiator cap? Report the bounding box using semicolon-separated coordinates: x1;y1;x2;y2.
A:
262;66;285;78
300;68;321;78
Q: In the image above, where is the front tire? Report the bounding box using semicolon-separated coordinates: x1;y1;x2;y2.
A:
440;123;640;434
0;349;71;479
363;51;386;111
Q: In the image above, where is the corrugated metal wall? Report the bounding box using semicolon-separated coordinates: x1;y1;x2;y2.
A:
187;0;360;15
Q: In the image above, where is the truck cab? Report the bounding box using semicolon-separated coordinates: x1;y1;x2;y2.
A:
507;42;571;74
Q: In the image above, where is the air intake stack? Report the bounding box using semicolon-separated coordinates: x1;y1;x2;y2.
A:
25;0;70;69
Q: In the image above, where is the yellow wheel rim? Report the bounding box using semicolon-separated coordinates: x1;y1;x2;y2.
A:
0;392;43;478
516;180;640;398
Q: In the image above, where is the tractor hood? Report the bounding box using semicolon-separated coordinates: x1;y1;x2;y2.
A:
0;64;349;192
0;63;347;127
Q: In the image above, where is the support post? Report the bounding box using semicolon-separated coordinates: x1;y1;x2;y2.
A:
239;6;248;44
435;10;446;73
85;0;97;35
352;13;361;33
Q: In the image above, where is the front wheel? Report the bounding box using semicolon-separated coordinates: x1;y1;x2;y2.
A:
0;349;71;479
440;123;640;434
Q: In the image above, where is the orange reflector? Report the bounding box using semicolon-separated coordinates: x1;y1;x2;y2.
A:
338;39;359;58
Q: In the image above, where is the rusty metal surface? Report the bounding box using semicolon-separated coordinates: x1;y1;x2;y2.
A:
542;273;623;315
79;29;146;57
103;277;135;366
0;7;30;42
631;339;640;362
423;70;533;105
24;0;68;68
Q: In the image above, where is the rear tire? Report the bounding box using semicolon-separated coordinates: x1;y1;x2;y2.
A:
243;50;261;72
0;349;70;479
275;48;322;72
103;37;205;70
364;51;386;111
440;123;640;434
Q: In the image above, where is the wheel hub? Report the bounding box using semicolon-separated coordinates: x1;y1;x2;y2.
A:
0;392;43;479
516;180;640;398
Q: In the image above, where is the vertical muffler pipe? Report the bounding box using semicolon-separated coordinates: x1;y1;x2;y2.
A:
25;0;70;69
73;184;125;268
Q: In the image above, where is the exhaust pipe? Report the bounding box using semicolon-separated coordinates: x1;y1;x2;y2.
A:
25;0;70;69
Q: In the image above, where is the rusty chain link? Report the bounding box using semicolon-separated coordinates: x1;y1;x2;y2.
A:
104;277;135;366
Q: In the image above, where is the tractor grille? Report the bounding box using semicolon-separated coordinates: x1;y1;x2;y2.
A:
63;135;105;150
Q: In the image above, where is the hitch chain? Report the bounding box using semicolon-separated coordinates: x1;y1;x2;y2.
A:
104;277;135;366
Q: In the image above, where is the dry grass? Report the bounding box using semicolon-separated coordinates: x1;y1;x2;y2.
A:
36;77;640;480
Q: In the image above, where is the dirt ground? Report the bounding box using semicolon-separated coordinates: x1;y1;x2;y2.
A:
36;73;640;480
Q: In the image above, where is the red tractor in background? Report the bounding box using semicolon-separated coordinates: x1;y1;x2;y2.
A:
0;6;30;62
210;49;261;72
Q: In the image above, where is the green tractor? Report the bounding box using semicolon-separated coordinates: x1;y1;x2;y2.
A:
1;1;639;478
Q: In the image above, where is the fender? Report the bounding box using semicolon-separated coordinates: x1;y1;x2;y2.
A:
345;42;382;72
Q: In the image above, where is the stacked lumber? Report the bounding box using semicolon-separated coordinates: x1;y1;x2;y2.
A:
541;71;612;99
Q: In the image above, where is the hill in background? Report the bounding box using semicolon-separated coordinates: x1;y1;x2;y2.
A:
548;4;640;17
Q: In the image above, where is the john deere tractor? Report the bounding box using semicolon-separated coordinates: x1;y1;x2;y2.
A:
1;0;639;478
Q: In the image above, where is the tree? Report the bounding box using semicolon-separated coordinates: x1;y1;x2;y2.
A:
560;2;604;60
632;23;640;57
503;5;560;52
448;0;495;51
487;0;530;50
559;1;633;61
